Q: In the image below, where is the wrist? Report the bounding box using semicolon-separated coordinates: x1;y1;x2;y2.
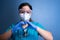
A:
36;27;40;31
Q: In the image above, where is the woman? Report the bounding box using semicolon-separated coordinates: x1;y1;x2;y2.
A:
0;2;53;40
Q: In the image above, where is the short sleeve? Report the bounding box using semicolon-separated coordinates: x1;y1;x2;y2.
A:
6;24;15;32
36;23;46;30
32;22;46;30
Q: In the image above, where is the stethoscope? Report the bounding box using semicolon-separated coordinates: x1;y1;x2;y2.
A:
23;28;28;37
18;21;29;37
17;27;28;37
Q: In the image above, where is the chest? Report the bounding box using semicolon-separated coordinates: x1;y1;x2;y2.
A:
12;26;38;40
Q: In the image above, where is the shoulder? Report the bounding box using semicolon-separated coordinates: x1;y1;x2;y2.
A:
6;21;22;32
6;21;21;31
6;24;15;32
31;21;46;30
31;21;41;26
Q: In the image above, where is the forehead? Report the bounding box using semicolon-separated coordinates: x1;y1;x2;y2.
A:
21;6;31;11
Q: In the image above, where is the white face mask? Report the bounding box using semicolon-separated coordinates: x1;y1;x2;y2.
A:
20;12;31;21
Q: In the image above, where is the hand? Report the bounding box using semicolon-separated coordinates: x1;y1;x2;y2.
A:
27;21;38;30
11;21;28;33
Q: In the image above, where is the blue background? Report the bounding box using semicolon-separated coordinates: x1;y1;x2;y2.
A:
0;0;60;40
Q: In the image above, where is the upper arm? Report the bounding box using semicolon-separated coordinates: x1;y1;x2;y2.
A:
36;23;46;30
32;22;46;30
0;30;12;40
0;24;14;40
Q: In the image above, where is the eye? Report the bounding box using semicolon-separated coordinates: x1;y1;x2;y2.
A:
27;11;30;13
19;9;25;13
27;11;31;14
21;11;24;13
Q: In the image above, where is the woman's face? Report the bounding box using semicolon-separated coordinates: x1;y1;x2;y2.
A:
19;6;32;21
19;6;32;14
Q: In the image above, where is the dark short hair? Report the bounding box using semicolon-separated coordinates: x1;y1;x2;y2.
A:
18;2;32;10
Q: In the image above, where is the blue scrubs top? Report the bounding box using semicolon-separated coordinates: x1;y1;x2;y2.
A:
6;22;45;40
